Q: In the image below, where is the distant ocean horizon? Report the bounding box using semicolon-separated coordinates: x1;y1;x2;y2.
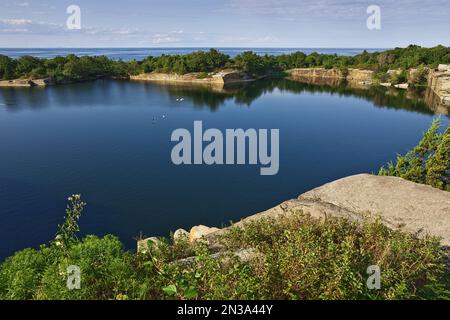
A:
0;47;387;60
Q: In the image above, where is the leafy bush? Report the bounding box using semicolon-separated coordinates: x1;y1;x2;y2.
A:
0;55;16;79
1;196;449;300
379;119;450;190
409;65;429;86
196;72;210;79
0;247;50;299
220;212;450;300
35;235;140;300
0;195;143;300
389;69;408;84
373;71;390;83
55;194;85;248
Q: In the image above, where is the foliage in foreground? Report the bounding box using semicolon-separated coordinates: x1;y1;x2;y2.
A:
379;118;450;190
0;196;448;300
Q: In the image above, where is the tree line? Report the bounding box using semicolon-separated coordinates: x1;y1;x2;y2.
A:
1;45;449;83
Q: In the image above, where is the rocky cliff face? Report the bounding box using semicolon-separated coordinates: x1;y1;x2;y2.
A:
0;78;53;87
287;68;343;79
423;87;450;115
428;69;450;106
287;68;373;84
130;70;252;87
0;79;32;87
346;69;374;82
297;174;450;245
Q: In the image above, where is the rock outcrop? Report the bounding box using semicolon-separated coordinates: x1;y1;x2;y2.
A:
137;174;450;267
287;68;343;79
423;87;450;115
130;69;254;87
0;79;32;87
137;237;160;253
298;174;450;245
286;67;448;114
346;69;374;83
0;78;53;87
200;174;450;247
286;68;373;84
438;64;450;72
428;69;450;106
189;225;220;243
394;83;409;89
173;228;189;242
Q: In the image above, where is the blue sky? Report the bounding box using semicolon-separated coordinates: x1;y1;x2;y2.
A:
0;0;449;48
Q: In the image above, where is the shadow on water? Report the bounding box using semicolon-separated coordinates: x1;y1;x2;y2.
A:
1;78;448;116
134;78;448;115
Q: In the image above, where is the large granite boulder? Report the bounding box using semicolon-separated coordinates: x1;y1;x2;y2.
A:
225;174;450;246
298;174;450;245
189;225;220;243
138;174;450;253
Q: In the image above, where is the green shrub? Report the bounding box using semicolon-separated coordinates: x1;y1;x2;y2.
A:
196;72;210;79
390;69;408;84
0;195;144;300
373;71;390;83
409;65;429;86
1;196;449;300
379;119;450;190
219;212;449;300
35;235;140;300
55;194;85;250
339;67;349;78
0;247;50;299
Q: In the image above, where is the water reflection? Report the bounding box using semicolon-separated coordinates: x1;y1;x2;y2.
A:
1;78;448;116
1;75;448;260
149;78;449;115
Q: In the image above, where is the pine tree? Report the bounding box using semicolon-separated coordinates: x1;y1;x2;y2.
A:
379;119;449;190
426;126;450;190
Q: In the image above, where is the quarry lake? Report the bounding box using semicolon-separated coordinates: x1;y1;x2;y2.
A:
0;78;448;259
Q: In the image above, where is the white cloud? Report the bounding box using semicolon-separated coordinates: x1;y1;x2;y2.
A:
222;0;450;22
111;29;133;35
0;19;64;36
255;36;278;43
218;34;278;44
150;34;180;44
0;18;32;25
0;28;28;33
